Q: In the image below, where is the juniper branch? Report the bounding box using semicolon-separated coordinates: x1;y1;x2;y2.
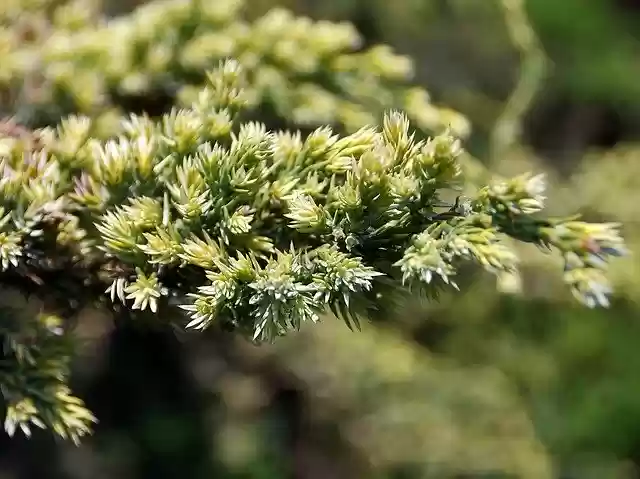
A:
0;0;468;138
0;60;627;441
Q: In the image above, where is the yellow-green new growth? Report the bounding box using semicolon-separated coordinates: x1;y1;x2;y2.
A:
0;60;627;443
0;0;468;139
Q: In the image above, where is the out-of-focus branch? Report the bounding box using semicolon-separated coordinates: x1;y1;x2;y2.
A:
490;0;549;162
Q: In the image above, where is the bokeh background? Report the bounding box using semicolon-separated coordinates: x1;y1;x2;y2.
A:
2;0;640;477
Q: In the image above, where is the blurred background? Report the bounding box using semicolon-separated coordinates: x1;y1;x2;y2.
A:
1;0;640;477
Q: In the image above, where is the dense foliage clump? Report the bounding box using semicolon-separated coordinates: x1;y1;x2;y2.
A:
0;0;467;138
0;60;626;442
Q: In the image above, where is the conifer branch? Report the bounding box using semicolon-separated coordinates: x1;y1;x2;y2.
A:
0;59;626;441
0;0;468;138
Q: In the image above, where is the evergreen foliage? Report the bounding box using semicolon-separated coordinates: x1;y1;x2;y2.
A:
251;318;554;478
0;0;467;137
0;56;626;443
